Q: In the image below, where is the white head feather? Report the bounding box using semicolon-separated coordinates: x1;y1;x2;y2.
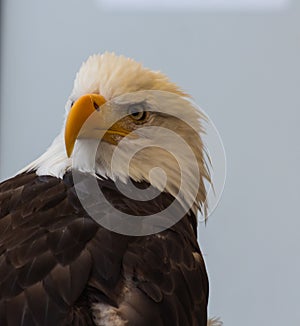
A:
21;52;210;215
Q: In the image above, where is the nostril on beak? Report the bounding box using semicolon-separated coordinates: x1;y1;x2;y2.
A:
93;101;100;111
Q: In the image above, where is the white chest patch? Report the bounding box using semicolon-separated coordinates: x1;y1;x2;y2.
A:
92;303;126;326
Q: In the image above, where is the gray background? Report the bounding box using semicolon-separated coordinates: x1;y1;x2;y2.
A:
1;0;299;325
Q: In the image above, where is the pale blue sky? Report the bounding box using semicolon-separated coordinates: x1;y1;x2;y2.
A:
1;1;300;324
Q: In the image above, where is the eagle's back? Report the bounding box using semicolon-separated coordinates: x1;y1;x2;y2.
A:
0;172;208;326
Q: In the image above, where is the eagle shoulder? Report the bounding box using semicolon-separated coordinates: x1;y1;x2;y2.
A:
0;172;208;325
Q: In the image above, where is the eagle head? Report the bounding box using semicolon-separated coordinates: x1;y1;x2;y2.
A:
25;52;211;217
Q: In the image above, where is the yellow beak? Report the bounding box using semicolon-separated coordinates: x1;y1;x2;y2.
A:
64;94;107;157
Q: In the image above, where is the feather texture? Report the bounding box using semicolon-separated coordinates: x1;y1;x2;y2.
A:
0;172;208;325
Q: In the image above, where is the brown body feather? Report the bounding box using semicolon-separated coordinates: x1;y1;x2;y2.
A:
0;172;208;325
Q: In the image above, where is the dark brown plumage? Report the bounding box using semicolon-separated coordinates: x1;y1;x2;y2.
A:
0;171;208;325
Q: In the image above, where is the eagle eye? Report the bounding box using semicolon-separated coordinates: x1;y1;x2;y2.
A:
128;104;148;122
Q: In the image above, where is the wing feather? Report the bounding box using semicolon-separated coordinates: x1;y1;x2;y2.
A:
0;172;208;325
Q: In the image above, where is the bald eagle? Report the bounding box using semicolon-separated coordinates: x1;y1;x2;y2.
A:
0;53;219;326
